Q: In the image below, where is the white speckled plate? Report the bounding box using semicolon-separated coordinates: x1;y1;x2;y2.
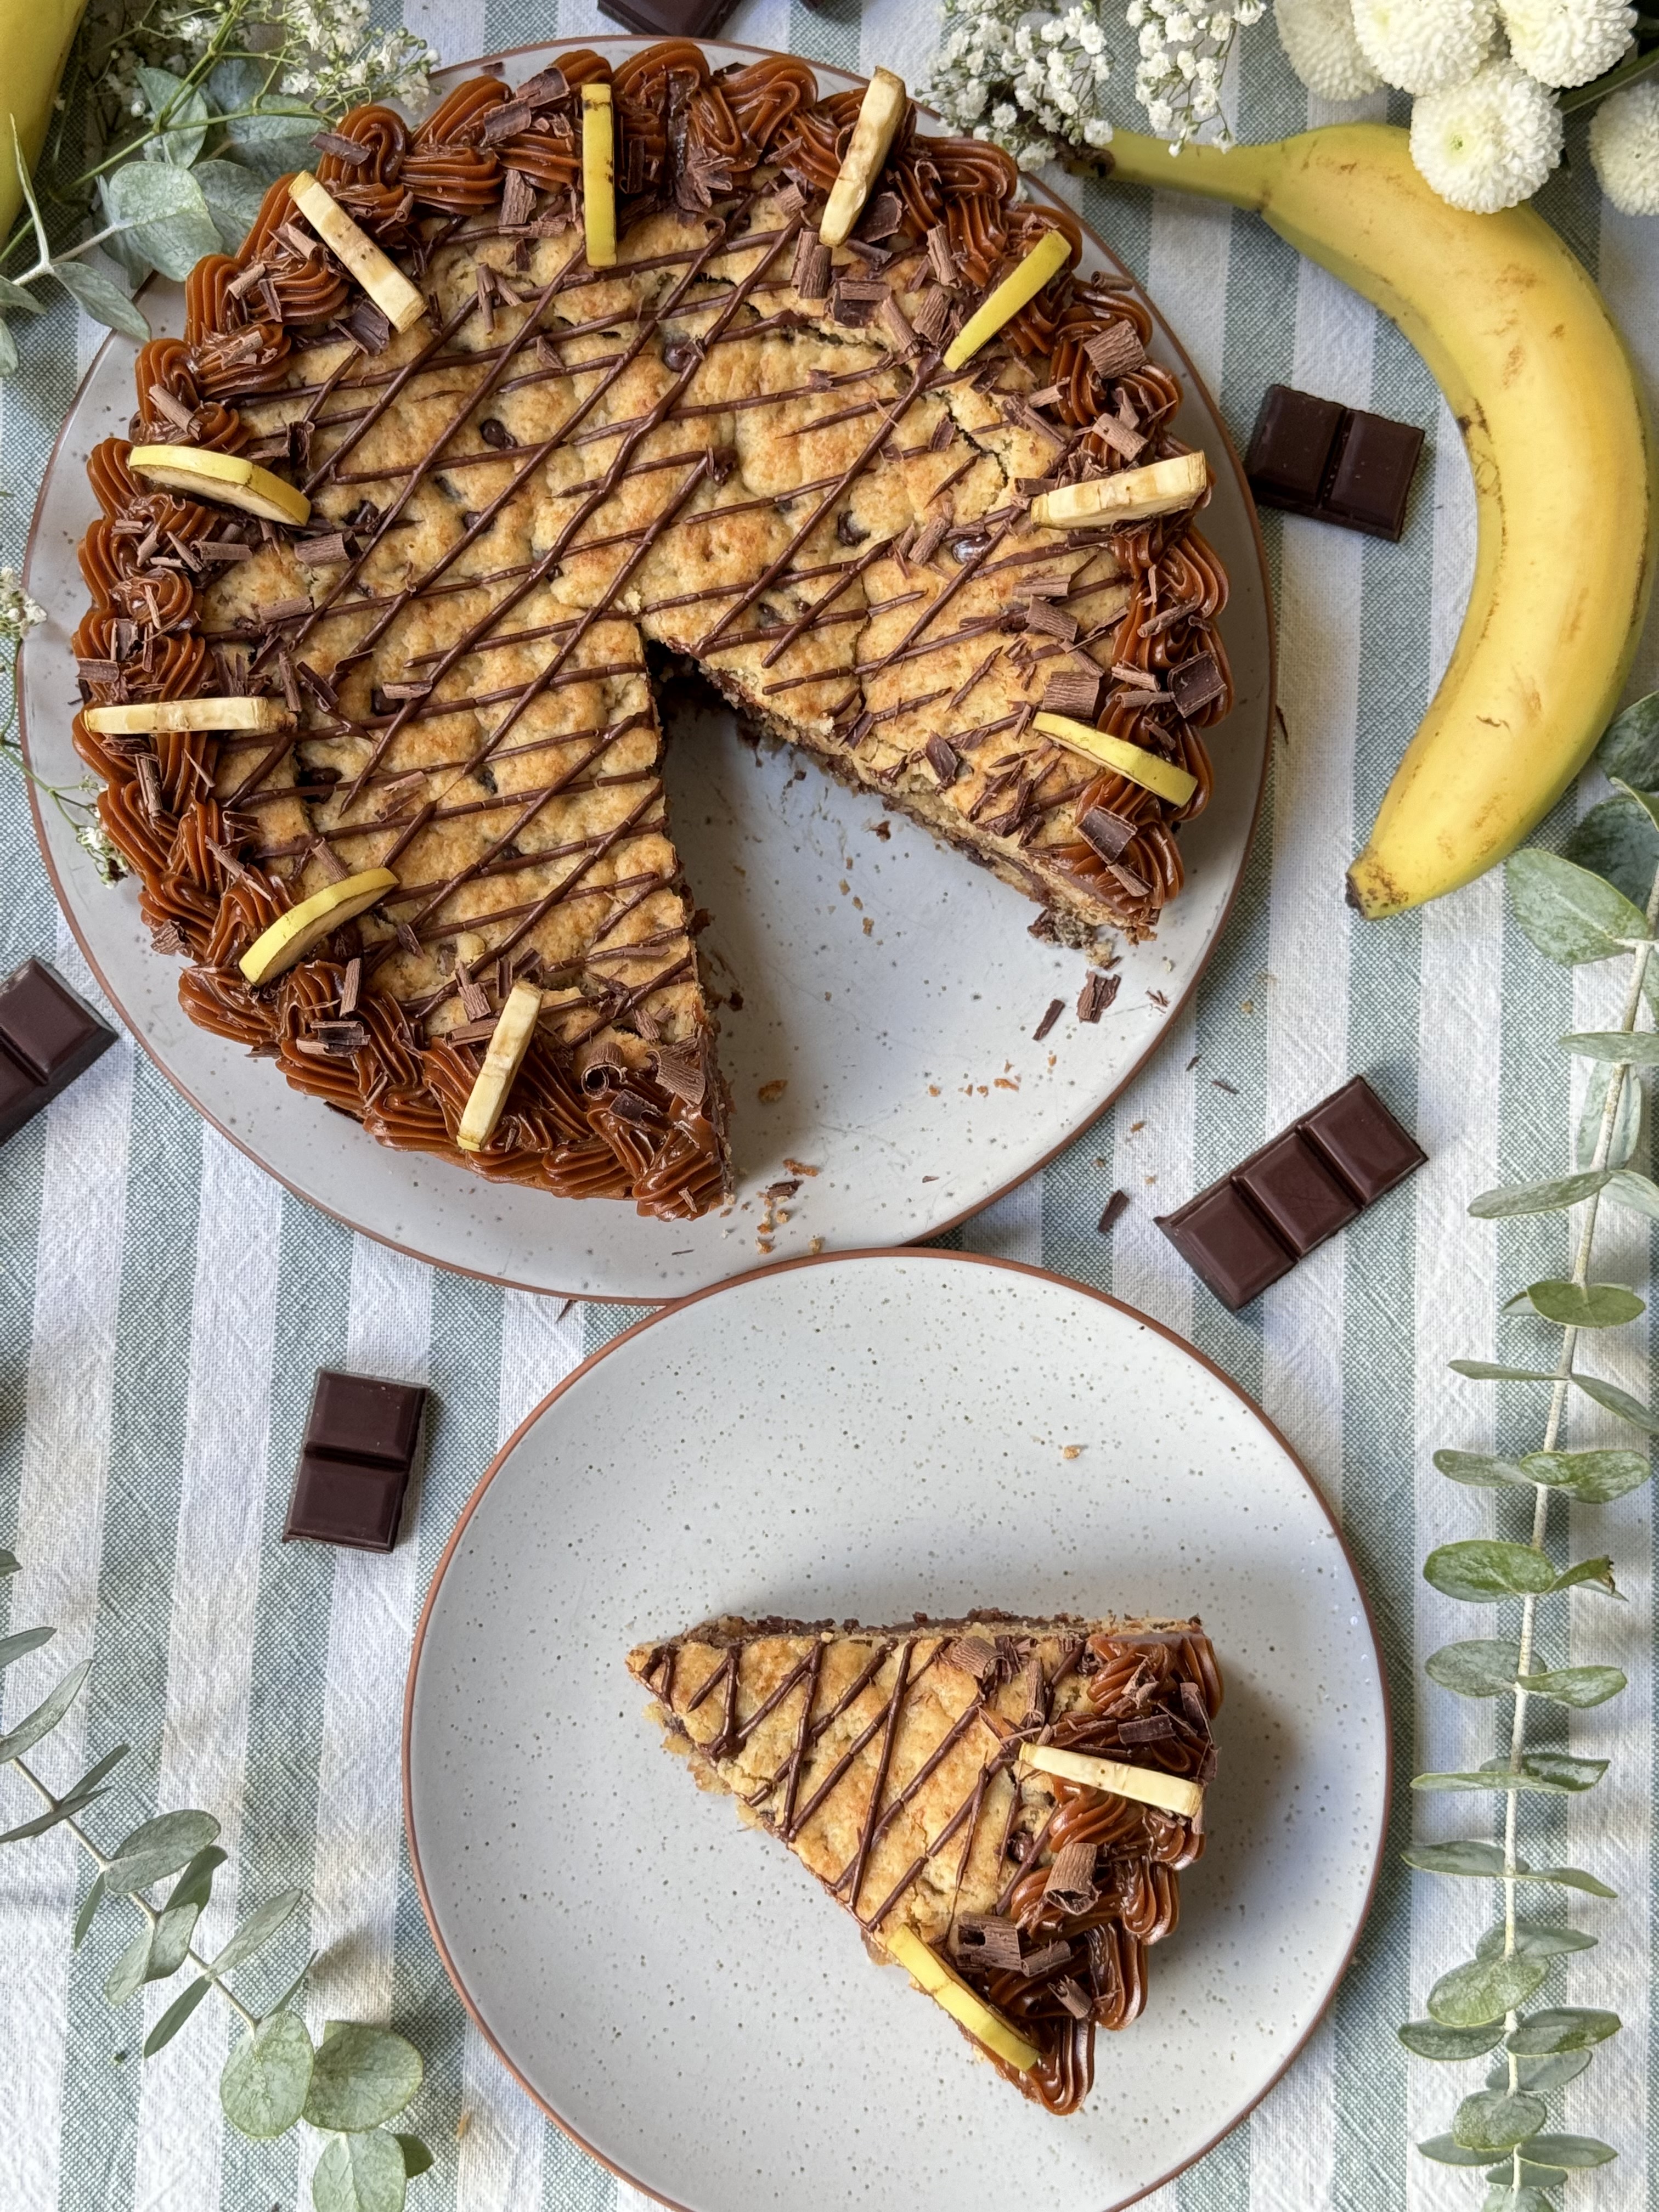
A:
404;1251;1387;2212
20;41;1272;1301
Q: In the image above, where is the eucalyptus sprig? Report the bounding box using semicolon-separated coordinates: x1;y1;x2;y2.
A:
0;562;123;879
0;0;435;373
0;1543;434;2212
1401;689;1659;2211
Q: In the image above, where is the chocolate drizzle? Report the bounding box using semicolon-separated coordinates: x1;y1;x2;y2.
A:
74;43;1233;1220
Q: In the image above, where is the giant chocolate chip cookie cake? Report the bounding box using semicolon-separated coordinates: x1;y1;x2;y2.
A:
71;44;1234;1220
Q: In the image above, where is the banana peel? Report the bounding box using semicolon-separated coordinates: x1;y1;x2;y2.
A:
1103;124;1657;917
0;0;88;253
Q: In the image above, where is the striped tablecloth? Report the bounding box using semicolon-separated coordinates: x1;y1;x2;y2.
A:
3;4;1656;2205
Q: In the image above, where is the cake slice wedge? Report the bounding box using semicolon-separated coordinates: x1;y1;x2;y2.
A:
626;1608;1221;2114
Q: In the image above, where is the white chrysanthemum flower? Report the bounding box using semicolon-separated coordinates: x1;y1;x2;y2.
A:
1352;0;1496;91
1410;53;1563;206
1500;0;1633;84
1276;0;1385;97
1590;80;1659;212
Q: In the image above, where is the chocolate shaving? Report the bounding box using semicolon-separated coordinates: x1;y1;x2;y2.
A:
500;167;537;230
478;99;534;145
912;288;951;346
1169;652;1224;718
879;296;915;352
516;66;568;108
1018;1940;1073;1979
1032;997;1064;1043
297;532;351;567
312;131;371;164
1077;969;1121;1023
146;383;196;433
926;224;958;287
955;1915;1025;1972
1097;1189;1130;1235
1023;600;1079;642
835;276;890;302
1053;1976;1093;2020
652;1040;707;1105
858;190;904;240
1043;669;1104;721
455;964;491;1020
311;1018;367;1054
447;1015;500;1045
338;956;362;1018
1109;859;1152;898
1117;1712;1176;1744
1043;1840;1099;1914
1085;321;1145;377
1097;413;1147;462
911;514;949;566
924;734;961;787
308;838;349;883
943;1635;997;1679
1077;806;1136;864
1180;1678;1212;1732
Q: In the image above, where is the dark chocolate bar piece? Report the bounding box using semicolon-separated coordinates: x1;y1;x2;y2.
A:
0;958;118;1146
1245;384;1424;543
283;1369;427;1551
1155;1076;1425;1310
596;0;738;35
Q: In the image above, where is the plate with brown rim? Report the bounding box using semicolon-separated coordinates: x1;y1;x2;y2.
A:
404;1249;1387;2212
19;41;1272;1302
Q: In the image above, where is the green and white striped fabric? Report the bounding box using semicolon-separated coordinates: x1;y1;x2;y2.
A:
2;2;1655;2204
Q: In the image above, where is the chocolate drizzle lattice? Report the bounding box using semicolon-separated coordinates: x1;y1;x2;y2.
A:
72;43;1234;1220
629;1610;1222;2113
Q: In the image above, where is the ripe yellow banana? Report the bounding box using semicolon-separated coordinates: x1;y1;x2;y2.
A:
1103;123;1656;917
1;0;90;251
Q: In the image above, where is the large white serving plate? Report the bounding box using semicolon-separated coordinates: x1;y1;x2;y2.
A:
404;1252;1387;2212
20;43;1272;1300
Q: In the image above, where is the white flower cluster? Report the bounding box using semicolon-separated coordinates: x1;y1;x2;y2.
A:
0;567;44;651
1591;78;1659;211
1129;0;1264;143
1278;0;1643;211
281;0;434;111
930;0;1116;168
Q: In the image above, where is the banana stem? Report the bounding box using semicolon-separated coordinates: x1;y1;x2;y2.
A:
1102;129;1276;211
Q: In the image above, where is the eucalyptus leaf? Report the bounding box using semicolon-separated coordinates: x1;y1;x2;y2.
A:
1413;1753;1610;1793
0;1550;18;1576
312;2127;408;2212
396;2136;433;2178
1570;1372;1659;1432
1517;1448;1650;1502
1611;774;1659;837
72;1873;106;1949
97;176;154;284
1419;2134;1498;2166
1514;1663;1627;1706
10;119;50;262
0;308;20;370
1454;2090;1548;2152
68;1744;131;1801
1427;1953;1549;2027
1423;1540;1558;1601
207;55;264;108
104;1809;221;1895
191;159;269;254
1497;2161;1572;2185
1449;1361;1562;1385
220;2010;313;2139
147;1899;201;1981
1505;847;1649;964
104;1927;156;2006
136;67;211;168
1550;1554;1619;1595
1563;1028;1659;1064
167;1843;227;1916
1602;1165;1659;1220
1516;1279;1645;1328
1487;2046;1593;2094
1432;1450;1536;1491
102;165;219;282
1597;687;1659;787
303;2020;424;2132
220;95;321;184
1398;2017;1506;2059
1562;791;1659;907
0;1625;53;1671
1481;2184;1561;2210
210;1886;302;1973
263;1951;317;2019
1468;1171;1609;1218
1576;1056;1645;1169
1474;1917;1595;1960
143;1974;211;2058
0;274;44;313
52;259;150;343
1425;1640;1521;1697
0;1781;115;1844
1521;2134;1617;2167
1506;2008;1622;2054
0;1658;91;1763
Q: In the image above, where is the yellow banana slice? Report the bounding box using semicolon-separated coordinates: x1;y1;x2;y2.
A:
943;228;1071;371
128;444;311;528
239;867;399;985
883;1927;1040;2071
83;696;292;736
1018;1742;1204;1819
456;979;545;1153
1030;452;1207;529
1034;713;1198;806
582;84;616;269
820;68;907;248
289;171;426;334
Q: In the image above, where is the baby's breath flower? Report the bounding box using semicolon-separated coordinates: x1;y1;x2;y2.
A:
1590;78;1659;213
1352;0;1496;92
1409;51;1562;206
0;567;44;647
928;0;1115;165
1276;0;1385;95
1499;0;1633;86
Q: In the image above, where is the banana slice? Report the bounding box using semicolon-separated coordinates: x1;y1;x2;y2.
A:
289;171;426;335
1019;1741;1204;1819
884;1927;1040;2072
83;696;292;736
943;228;1071;371
1031;452;1207;529
820;68;907;249
239;867;399;986
128;444;311;528
1033;713;1198;807
582;84;616;269
456;979;545;1153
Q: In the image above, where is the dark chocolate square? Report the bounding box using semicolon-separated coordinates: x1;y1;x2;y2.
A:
304;1369;426;1470
1156;1183;1295;1311
283;1450;409;1551
596;0;737;35
1235;1131;1361;1257
0;960;116;1090
0;1043;43;1146
1322;409;1424;541
1244;385;1344;510
1301;1075;1426;1204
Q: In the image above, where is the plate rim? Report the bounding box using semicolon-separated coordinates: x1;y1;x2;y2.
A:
401;1244;1390;2212
20;41;1276;1304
